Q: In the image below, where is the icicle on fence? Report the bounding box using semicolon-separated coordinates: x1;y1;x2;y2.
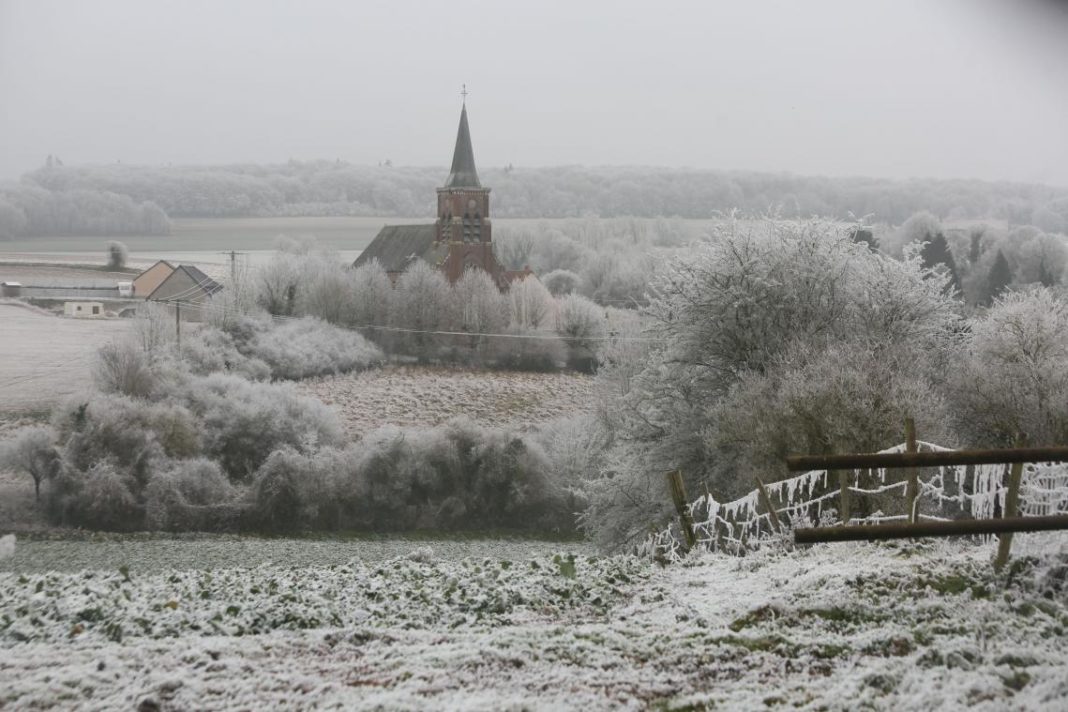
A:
639;441;1068;563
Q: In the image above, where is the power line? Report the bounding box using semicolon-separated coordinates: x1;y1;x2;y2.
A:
166;297;658;342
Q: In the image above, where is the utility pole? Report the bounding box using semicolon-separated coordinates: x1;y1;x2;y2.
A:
219;250;244;285
175;300;181;354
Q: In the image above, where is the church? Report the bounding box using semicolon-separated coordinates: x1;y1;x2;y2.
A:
353;100;528;288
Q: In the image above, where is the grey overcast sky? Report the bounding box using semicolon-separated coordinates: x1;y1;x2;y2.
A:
1;0;1067;185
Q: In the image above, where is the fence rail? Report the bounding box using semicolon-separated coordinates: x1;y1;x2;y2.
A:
642;438;1068;564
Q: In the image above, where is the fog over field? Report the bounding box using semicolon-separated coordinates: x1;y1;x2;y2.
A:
1;0;1067;185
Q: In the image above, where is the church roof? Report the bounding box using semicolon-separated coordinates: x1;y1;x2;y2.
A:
443;104;481;189
352;224;446;273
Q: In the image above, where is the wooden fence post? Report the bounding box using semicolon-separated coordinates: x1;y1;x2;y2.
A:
755;476;782;535
666;470;697;551
994;440;1027;572
837;470;851;525
904;417;919;523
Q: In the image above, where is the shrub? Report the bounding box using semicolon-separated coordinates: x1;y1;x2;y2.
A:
183;317;380;381
94;341;159;398
488;326;567;372
181;326;271;381
72;462;141;531
245;317;382;379
144;459;243;531
183;373;343;480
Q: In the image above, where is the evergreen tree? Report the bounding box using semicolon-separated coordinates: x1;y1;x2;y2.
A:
920;232;961;293
985;250;1012;305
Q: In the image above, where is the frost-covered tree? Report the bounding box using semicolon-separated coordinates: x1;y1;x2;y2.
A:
493;228;535;270
555;293;606;371
507;276;555;329
582;219;959;549
1;426;60;501
350;259;393;328
298;255;358;325
390;260;451;360
451;268;508;362
542;269;582;296
131;301;174;360
950;288;1068;446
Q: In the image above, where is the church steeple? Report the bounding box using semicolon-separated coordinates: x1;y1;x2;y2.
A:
444;102;481;189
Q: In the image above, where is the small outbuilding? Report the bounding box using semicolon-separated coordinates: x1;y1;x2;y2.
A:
64;301;104;318
1;281;23;297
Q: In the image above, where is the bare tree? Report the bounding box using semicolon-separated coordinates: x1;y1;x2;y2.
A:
1;426;60;501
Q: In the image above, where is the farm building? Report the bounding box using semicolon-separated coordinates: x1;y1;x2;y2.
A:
146;265;223;322
63;301;104;318
354;101;530;289
1;282;22;297
132;260;175;298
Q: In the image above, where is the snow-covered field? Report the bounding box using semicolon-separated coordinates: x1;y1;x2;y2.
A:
2;537;1067;710
0;303;130;413
297;365;596;438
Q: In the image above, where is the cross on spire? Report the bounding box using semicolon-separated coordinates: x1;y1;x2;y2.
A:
461;84;468;104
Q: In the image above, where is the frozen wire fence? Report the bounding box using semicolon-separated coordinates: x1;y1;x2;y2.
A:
640;441;1068;562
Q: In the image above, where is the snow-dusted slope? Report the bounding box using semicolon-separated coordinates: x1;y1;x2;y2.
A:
2;538;1067;710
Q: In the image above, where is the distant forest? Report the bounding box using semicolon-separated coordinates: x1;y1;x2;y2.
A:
2;159;1068;237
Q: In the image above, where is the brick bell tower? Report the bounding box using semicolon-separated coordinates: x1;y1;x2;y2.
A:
435;96;503;284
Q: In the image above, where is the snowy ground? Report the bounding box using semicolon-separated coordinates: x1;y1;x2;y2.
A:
297;365;596;438
0;303;130;414
2;536;1067;710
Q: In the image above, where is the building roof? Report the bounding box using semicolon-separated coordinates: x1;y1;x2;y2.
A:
443;104;481;189
134;260;175;277
353;224;447;273
145;264;223;301
178;265;223;296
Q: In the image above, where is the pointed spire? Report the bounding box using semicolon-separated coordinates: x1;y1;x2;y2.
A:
444;103;481;189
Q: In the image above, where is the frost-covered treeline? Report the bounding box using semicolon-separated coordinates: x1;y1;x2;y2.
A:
493;217;693;307
878;211;1068;305
0;309;578;533
247;239;621;371
0;184;170;238
17;161;1068;224
578;218;1068;549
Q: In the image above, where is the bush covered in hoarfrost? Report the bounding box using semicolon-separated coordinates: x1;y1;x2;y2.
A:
581;218;963;549
249;419;580;533
184;316;382;381
40;373;342;530
22;350;579;533
950;287;1068;446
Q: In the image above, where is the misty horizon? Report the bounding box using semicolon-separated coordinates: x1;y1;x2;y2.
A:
3;0;1068;187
